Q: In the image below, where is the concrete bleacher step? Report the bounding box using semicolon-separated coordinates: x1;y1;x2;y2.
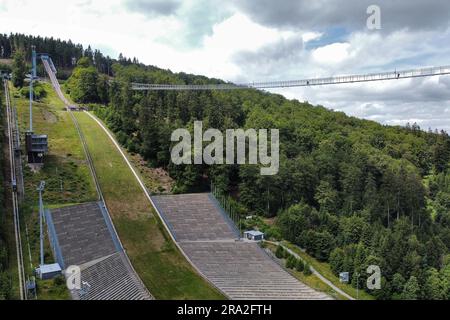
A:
181;241;330;300
50;202;118;267
47;202;152;300
152;193;239;242
73;252;152;300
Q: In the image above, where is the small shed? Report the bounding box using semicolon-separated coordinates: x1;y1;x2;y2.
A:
36;263;62;280
244;230;264;241
339;272;349;283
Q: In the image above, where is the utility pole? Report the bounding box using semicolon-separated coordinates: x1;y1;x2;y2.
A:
355;272;360;300
37;181;45;266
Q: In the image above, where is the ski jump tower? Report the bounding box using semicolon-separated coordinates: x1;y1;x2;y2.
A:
25;45;48;164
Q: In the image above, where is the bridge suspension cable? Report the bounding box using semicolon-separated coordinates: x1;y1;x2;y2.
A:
131;65;450;91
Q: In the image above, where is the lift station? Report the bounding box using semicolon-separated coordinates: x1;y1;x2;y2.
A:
25;45;48;165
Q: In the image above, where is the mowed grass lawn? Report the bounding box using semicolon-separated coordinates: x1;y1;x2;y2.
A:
74;111;225;300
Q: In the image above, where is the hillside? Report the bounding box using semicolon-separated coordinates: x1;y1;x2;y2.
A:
3;33;450;300
83;60;450;300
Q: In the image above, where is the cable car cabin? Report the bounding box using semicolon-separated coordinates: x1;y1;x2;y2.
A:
25;132;48;164
67;105;80;111
12;179;17;192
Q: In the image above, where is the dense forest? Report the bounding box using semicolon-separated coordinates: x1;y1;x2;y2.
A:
0;33;139;79
5;34;450;299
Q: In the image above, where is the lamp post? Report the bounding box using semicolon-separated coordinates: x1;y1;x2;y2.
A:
355;272;360;299
37;181;45;266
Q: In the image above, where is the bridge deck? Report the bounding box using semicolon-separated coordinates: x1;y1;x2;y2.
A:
132;65;450;90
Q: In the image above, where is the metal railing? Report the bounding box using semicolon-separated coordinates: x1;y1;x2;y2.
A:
131;65;450;91
210;182;242;237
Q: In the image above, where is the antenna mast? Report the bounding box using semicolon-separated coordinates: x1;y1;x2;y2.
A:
29;45;36;132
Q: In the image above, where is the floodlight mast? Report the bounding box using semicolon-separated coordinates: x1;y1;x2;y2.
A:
29;45;37;132
37;181;45;266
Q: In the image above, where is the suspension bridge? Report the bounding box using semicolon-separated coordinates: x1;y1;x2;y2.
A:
131;65;450;91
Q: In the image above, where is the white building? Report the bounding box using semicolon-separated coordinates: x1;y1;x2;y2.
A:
243;230;264;241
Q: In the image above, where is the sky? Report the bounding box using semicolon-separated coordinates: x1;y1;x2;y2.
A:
1;0;450;131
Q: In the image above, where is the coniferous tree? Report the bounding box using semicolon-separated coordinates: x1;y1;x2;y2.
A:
295;259;304;272
11;50;26;88
401;276;420;300
275;245;285;259
303;263;312;276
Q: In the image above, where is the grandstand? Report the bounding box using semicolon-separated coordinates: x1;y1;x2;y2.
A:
72;252;150;300
49;202;119;267
152;193;239;242
152;193;330;300
47;202;152;300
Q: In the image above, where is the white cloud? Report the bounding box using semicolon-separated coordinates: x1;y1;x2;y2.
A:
302;32;322;43
203;13;289;55
0;0;449;131
312;42;350;64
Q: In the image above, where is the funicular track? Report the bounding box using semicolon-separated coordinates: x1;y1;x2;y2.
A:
3;79;26;300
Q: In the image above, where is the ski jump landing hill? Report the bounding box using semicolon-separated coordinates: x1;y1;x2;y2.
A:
42;57;152;300
42;56;330;300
